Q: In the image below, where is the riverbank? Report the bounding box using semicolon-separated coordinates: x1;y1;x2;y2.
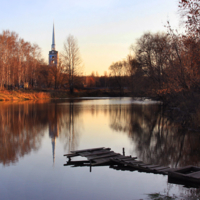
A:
0;88;132;101
160;90;200;132
0;90;51;101
1;88;200;132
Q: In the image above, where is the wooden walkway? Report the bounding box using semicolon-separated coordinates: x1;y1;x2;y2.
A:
64;147;171;175
64;147;200;187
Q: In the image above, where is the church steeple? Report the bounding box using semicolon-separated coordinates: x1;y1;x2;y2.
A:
52;23;56;51
49;23;59;66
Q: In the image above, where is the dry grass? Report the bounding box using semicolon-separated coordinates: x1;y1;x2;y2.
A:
0;90;51;101
0;88;131;101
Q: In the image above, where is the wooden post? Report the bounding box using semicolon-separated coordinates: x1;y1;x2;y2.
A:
90;161;92;172
123;148;125;156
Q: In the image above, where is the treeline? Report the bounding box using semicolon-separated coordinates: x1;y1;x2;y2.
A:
0;31;83;91
0;30;42;89
108;0;200;100
109;29;200;97
2;0;200;101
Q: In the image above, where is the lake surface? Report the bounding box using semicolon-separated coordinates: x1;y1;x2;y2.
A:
1;97;200;200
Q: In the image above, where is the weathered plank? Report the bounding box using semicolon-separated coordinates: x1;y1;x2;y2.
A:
79;148;111;156
138;164;151;167
71;147;105;153
142;165;160;169
128;160;143;164
110;165;136;172
188;171;200;178
111;159;126;164
125;163;147;170
116;156;137;160
119;158;137;162
159;168;173;173
168;170;200;184
111;156;129;161
168;176;200;187
113;157;137;161
168;166;200;183
151;166;170;171
169;165;194;173
64;160;90;165
63;153;78;157
91;158;114;166
91;161;110;166
89;153;120;160
82;151;114;158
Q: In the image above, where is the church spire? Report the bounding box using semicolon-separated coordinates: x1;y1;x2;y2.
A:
49;23;59;66
51;23;56;50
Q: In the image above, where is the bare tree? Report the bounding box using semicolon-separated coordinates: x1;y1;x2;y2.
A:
0;30;42;90
179;0;200;37
109;61;129;95
48;64;64;89
30;44;41;88
131;32;170;90
62;35;82;94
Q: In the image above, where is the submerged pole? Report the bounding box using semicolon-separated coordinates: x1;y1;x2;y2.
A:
123;148;125;156
90;161;92;172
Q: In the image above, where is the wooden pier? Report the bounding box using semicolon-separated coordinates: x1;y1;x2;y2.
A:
64;147;200;187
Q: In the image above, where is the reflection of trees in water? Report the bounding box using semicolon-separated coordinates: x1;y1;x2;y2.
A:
0;100;82;165
0;101;49;165
176;187;200;199
109;104;132;132
58;102;82;153
2;99;200;169
109;103;200;168
47;102;82;161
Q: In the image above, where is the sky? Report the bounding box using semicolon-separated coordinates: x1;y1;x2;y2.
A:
0;0;180;76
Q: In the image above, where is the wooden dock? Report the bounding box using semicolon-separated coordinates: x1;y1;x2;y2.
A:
64;147;171;175
64;147;200;187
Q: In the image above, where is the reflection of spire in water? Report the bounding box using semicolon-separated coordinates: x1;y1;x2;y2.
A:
49;122;59;165
51;137;56;164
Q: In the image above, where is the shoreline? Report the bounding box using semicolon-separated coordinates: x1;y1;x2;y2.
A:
0;89;133;101
0;90;51;101
2;89;200;132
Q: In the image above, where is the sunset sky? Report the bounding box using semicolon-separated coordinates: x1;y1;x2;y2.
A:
1;0;180;75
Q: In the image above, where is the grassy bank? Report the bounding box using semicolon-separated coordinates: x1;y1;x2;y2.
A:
0;88;132;101
0;90;51;101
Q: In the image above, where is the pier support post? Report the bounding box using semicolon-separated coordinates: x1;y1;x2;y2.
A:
123;148;125;156
90;161;92;172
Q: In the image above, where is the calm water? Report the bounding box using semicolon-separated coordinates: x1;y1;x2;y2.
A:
1;97;200;200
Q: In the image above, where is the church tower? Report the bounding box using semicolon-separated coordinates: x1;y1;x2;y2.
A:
49;23;59;66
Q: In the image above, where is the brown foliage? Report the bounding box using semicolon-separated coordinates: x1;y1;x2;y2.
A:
179;0;200;37
0;30;42;89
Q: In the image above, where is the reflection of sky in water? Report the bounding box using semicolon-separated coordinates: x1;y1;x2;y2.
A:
59;97;161;105
0;98;194;199
0;137;176;200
